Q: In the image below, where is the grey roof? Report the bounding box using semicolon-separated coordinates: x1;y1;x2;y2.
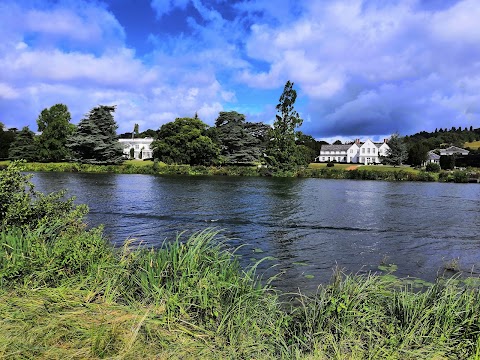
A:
320;144;353;151
445;146;468;152
428;151;440;160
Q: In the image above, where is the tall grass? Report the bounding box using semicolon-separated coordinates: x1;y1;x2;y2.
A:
2;225;480;358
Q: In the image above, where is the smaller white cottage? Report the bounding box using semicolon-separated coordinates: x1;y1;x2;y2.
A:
119;138;154;160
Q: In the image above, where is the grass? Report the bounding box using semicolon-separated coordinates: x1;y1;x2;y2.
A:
358;165;419;173
2;224;480;358
465;141;480;149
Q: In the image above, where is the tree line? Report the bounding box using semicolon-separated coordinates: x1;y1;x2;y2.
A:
2;79;478;170
1;81;322;171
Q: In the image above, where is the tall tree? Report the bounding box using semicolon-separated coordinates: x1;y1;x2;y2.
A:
384;132;407;166
152;117;219;165
8;126;37;161
36;104;74;162
407;142;429;166
215;111;268;165
67;105;124;164
266;81;303;169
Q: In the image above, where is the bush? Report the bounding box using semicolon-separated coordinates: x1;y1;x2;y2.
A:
425;162;441;172
326;162;334;167
0;161;85;230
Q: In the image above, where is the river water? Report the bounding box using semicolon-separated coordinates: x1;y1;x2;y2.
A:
31;172;480;292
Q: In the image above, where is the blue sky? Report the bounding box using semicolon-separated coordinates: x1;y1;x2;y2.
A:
1;0;479;142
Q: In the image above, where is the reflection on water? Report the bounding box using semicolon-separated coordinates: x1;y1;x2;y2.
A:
31;172;480;292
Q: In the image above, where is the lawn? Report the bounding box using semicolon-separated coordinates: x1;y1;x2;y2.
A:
358;165;419;173
465;141;480;149
308;163;419;173
308;163;358;170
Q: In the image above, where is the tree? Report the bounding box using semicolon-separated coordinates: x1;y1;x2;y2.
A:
295;132;319;163
266;80;303;169
383;132;407;166
133;123;139;139
407;142;429;167
152;117;219;165
67;105;124;164
36;104;74;162
333;139;343;145
0;123;16;159
214;111;268;165
8;126;38;161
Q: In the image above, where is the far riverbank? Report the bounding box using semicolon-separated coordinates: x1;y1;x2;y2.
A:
1;160;479;183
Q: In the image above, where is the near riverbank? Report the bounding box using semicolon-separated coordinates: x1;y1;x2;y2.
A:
1;159;479;183
1;161;480;359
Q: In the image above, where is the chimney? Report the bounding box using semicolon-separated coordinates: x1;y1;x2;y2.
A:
383;138;388;143
355;138;360;145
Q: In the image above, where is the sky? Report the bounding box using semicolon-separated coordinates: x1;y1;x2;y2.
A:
1;0;479;142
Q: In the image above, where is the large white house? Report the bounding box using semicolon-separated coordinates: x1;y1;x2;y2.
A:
119;138;154;159
315;139;390;164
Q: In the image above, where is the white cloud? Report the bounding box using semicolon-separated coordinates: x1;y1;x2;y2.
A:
239;0;480;137
150;0;190;18
0;83;19;99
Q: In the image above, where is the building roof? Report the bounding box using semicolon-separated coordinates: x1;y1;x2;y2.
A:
443;146;468;153
320;144;353;151
428;151;440;160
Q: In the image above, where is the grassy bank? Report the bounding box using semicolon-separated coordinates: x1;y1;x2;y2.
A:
1;162;480;359
1;160;479;182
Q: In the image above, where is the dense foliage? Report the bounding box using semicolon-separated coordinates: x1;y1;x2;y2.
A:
0;123;16;159
68;105;124;165
36;104;74;162
8;126;37;161
405;126;480;150
384;132;408;166
214;111;269;165
266;81;305;170
152;117;220;165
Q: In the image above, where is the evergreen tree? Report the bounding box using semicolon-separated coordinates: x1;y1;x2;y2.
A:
8;126;37;161
384;132;407;166
215;111;268;165
36;104;74;162
266;80;303;170
67;105;124;164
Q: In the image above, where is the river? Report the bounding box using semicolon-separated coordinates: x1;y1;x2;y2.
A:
31;172;480;292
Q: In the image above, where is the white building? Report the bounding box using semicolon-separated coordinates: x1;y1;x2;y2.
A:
119;138;154;159
315;139;390;164
439;146;469;156
424;151;440;166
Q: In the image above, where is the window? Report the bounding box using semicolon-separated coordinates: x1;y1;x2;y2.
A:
367;148;370;154
350;149;353;153
135;145;139;150
362;148;365;153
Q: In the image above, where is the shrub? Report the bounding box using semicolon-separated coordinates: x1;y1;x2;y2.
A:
425;162;441;172
326;162;334;167
0;161;85;230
